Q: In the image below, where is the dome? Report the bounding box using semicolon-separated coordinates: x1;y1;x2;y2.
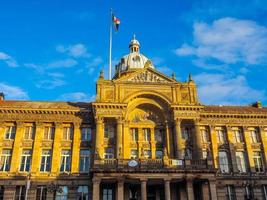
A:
115;35;154;77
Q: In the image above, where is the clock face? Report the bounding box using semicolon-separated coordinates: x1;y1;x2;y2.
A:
128;160;138;167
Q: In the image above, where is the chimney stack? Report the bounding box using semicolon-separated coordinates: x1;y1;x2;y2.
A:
0;92;4;101
252;101;262;108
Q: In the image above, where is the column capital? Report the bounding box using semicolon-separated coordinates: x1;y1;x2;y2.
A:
92;177;101;184
164;178;172;182
116;117;124;123
16;121;24;127
95;116;104;124
73;121;81;127
194;118;201;125
35;121;44;127
140;178;148;182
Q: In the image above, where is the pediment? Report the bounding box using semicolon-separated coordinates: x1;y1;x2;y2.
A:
114;68;176;84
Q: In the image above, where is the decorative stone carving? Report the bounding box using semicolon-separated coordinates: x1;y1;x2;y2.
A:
127;71;169;83
42;140;53;147
60;141;72;148
1;140;14;147
21;140;33;147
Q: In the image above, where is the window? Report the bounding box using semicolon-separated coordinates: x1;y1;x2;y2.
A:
144;150;151;159
5;125;16;139
154;129;163;142
24;125;35;139
77;186;89;200
63;126;73;140
233;129;243;143
104;148;114;159
81;127;91;141
217;129;226;143
250;130;260;143
185;148;192;159
80;150;90;172
143;128;151;142
245;185;254;200
40;150;51;172
36;186;47;200
20;150;32;172
201;129;209;142
226;185;236;200
253;152;264;172
236;152;247;173
263;185;267;200
0;186;4;200
104;124;115;139
55;186;68;200
0;149;12;171
182;127;190;140
156;150;163;159
130;149;138;159
43;126;54;140
219;151;229;173
103;188;113;200
130;128;138;141
202;151;208;159
15;186;26;200
60;150;71;172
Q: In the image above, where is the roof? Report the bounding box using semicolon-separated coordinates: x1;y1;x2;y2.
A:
204;105;267;114
0;100;91;111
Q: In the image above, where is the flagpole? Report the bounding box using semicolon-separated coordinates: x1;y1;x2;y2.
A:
109;9;113;80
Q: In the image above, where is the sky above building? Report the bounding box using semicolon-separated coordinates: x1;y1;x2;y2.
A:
0;0;267;105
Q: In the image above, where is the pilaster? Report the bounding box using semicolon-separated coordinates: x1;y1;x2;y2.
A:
226;126;237;173
116;118;123;159
95;117;104;159
186;179;195;200
117;178;124;200
92;177;101;200
259;126;267;167
51;122;63;174
140;179;147;200
174;119;183;159
164;179;171;200
209;125;218;168
194;120;202;159
71;122;81;173
243;126;255;172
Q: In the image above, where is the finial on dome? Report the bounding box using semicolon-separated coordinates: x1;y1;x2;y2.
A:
129;34;140;53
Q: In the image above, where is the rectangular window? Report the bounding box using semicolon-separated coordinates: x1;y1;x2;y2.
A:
253;152;264;172
130;149;138;159
144;150;151;159
60;150;71;172
104;124;115;139
226;185;236;200
182;127;190;140
63;126;73;140
219;151;229;173
143;128;151;142
55;186;68;200
77;186;89;200
156;149;163;159
216;129;226;143
263;185;267;200
103;188;113;200
24;125;35;139
15;186;26;200
0;186;4;200
185;148;192;159
36;186;47;200
155;129;163;143
245;186;254;199
235;151;247;173
250;130;260;143
201;129;209;143
233;129;243;143
80;150;90;172
40;150;51;172
20;150;32;172
43;126;54;140
104;148;114;159
81;127;92;141
130;128;138;141
0;149;12;171
202;151;208;159
5;125;16;139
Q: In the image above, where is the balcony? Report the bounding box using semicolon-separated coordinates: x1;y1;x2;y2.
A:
92;158;214;172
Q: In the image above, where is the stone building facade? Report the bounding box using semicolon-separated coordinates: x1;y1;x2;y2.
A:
0;37;267;200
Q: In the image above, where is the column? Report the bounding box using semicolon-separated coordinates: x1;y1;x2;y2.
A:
95;117;104;159
117;179;124;200
209;125;218;168
31;122;43;173
194;120;202;159
164;179;171;200
243;126;255;172
141;179;147;200
116;118;123;159
226;126;238;173
10;121;24;173
259;126;267;167
151;127;156;159
209;181;218;200
51;122;62;174
71;122;81;173
165;122;171;157
186;179;195;200
92;178;101;200
202;182;210;200
174;119;183;159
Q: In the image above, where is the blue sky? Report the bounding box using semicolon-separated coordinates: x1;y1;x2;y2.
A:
0;0;267;105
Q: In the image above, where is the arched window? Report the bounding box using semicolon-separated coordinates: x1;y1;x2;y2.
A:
219;151;230;173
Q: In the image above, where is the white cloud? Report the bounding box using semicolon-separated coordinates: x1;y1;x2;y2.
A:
36;79;66;89
175;18;267;65
194;73;265;105
56;43;90;58
0;83;28;100
47;58;78;69
0;52;18;67
58;92;95;102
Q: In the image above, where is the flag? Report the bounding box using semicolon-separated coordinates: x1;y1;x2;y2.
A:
112;14;120;31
